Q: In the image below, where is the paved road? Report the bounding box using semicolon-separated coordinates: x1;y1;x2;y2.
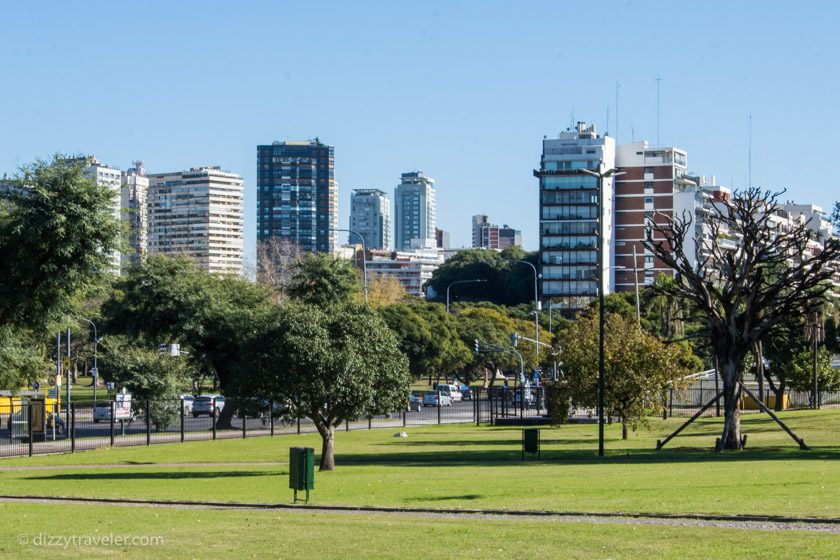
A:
0;398;534;458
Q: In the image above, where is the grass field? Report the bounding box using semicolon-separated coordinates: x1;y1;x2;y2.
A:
2;409;840;558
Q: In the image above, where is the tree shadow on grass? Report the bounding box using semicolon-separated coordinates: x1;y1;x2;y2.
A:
25;470;277;481
334;445;840;468
410;494;483;502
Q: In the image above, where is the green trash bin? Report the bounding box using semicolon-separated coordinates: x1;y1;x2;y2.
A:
289;447;315;502
522;429;540;460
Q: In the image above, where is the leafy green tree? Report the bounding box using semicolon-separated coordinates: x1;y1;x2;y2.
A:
788;347;840;396
556;313;695;438
286;253;360;307
424;248;537;306
380;302;470;385
0;156;120;389
101;256;273;427
453;306;548;386
0;156;120;329
0;327;49;389
99;336;192;431
240;303;409;471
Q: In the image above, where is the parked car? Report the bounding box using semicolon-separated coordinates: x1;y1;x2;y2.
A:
437;384;461;403
93;401;136;424
407;393;423;412
178;394;195;414
192;395;225;417
459;384;473;400
423;390;452;407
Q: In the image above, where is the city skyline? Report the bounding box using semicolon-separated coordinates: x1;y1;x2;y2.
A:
2;2;838;262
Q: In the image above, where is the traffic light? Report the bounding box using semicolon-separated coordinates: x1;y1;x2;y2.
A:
473;339;480;354
510;332;518;347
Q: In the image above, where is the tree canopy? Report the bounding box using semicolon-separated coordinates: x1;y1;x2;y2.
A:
0;156;120;329
101;256;273;426
239;303;409;470
424;247;537;307
554;312;698;438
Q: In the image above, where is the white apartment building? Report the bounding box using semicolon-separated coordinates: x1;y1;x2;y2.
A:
350;189;391;250
81;156;122;274
366;248;444;296
147;167;244;275
120;160;148;272
534;122;615;315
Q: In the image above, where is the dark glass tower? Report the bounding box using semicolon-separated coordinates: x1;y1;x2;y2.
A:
257;139;336;252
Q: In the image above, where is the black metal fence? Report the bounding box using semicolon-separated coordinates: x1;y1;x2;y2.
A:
3;386;838;458
0;392;493;458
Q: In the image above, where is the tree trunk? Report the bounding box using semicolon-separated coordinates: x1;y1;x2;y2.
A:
775;382;786;412
756;341;765;404
215;396;237;429
319;424;336;471
717;356;743;451
621;420;628;440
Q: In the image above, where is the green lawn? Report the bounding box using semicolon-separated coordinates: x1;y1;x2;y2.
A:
3;410;840;558
2;408;839;519
1;502;837;560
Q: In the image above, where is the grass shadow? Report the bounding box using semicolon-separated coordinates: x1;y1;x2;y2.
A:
26;470;277;481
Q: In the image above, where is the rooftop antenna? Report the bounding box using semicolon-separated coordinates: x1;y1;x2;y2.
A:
748;113;753;188
655;74;662;147
615;81;621;144
569;109;575;130
630;123;635;142
605;104;610;136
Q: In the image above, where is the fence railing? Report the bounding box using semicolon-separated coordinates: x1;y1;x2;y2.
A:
2;386;838;458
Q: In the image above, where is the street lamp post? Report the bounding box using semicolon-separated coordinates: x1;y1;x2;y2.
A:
581;166;625;457
446;279;487;313
508;259;541;356
76;317;99;404
337;228;368;305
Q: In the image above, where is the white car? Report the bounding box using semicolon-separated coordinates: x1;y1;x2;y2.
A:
423;391;452;407
192;395;225;417
178;394;195;414
92;401;135;423
438;384;461;403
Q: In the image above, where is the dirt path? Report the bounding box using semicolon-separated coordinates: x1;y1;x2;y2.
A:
1;495;838;534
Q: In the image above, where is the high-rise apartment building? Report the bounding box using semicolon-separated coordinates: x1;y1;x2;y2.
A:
472;214;522;250
394;171;436;251
534;122;615;315
147;167;244;275
471;215;498;249
349;189;390;250
613;141;689;290
81;156;122;274
257;139;337;253
120;160;148;271
499;225;522;250
435;227;450;250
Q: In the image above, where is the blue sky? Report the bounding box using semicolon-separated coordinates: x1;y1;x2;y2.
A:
2;1;838;260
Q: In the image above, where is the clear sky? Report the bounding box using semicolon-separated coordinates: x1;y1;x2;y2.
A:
2;1;838;261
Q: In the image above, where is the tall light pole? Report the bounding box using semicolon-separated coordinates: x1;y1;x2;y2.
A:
337;228;368;305
446;279;487;313
76;317;99;404
508;259;541;356
581;166;625;457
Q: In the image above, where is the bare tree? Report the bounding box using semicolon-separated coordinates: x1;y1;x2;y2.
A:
645;188;840;450
256;238;302;304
